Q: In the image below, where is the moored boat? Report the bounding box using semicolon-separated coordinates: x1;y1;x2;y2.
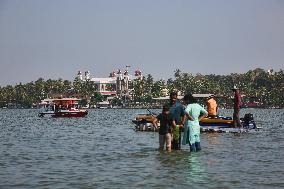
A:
38;98;88;118
200;113;260;132
200;116;233;127
131;112;156;125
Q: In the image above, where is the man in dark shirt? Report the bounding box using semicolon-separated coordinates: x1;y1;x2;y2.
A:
153;105;173;152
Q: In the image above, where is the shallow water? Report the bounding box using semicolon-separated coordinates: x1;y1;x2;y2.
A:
0;108;283;189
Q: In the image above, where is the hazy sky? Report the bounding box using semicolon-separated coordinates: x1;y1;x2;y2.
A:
0;0;283;86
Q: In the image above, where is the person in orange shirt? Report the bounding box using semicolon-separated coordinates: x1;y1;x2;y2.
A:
206;95;218;118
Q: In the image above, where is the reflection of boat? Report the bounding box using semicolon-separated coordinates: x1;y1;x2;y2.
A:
38;98;88;118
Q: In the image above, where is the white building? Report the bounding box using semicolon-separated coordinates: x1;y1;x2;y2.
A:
76;68;142;98
90;77;117;96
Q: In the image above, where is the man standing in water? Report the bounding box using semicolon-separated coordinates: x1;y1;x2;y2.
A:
168;92;185;150
232;86;242;128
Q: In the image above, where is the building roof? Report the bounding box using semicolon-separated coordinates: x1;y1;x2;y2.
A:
90;77;116;84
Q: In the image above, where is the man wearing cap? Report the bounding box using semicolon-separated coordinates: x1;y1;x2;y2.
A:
232;86;242;128
206;95;218;118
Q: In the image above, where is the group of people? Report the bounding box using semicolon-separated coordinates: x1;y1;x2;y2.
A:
206;86;242;128
153;87;242;152
153;92;208;152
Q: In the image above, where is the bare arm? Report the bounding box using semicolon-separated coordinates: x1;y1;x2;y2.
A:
185;112;194;121
153;118;159;129
179;112;194;129
172;120;177;129
182;115;187;125
199;112;208;121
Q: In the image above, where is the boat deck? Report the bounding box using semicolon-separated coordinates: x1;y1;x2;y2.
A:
201;126;262;133
134;124;262;133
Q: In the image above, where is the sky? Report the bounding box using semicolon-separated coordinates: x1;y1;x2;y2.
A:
0;0;283;86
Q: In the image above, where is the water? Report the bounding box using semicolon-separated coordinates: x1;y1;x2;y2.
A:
0;108;283;189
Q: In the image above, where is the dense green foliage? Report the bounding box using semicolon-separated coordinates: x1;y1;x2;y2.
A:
132;68;283;108
0;68;283;108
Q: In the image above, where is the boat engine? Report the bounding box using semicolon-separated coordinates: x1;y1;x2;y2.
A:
242;113;256;129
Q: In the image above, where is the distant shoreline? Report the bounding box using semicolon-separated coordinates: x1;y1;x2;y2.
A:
1;106;283;110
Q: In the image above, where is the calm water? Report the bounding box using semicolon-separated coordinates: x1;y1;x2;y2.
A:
0;108;283;189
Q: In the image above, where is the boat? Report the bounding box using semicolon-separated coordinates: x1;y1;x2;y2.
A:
132;112;158;131
131;112;156;125
132;112;260;133
96;101;111;109
38;98;88;118
199;116;233;127
200;113;261;133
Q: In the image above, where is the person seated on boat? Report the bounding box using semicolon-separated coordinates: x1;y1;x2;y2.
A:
55;105;59;112
68;104;76;111
69;107;76;111
61;105;67;110
153;105;174;152
206;95;218;118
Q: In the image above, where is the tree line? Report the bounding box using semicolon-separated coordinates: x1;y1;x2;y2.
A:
132;68;283;108
0;68;283;108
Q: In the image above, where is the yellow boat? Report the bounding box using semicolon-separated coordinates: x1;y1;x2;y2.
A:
132;113;156;125
200;116;233;127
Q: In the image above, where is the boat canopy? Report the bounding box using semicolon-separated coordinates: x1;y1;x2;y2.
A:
152;94;214;100
42;98;82;101
40;98;82;106
97;101;110;105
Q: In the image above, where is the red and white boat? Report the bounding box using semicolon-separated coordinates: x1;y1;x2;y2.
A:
38;98;88;118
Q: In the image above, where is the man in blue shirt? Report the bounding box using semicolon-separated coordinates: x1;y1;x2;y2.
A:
168;92;185;150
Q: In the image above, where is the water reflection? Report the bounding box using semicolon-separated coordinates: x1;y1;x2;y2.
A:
207;133;221;145
185;152;209;186
152;149;210;188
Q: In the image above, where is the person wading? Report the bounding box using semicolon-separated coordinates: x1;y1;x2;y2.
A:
167;92;185;150
182;94;208;152
153;105;173;152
